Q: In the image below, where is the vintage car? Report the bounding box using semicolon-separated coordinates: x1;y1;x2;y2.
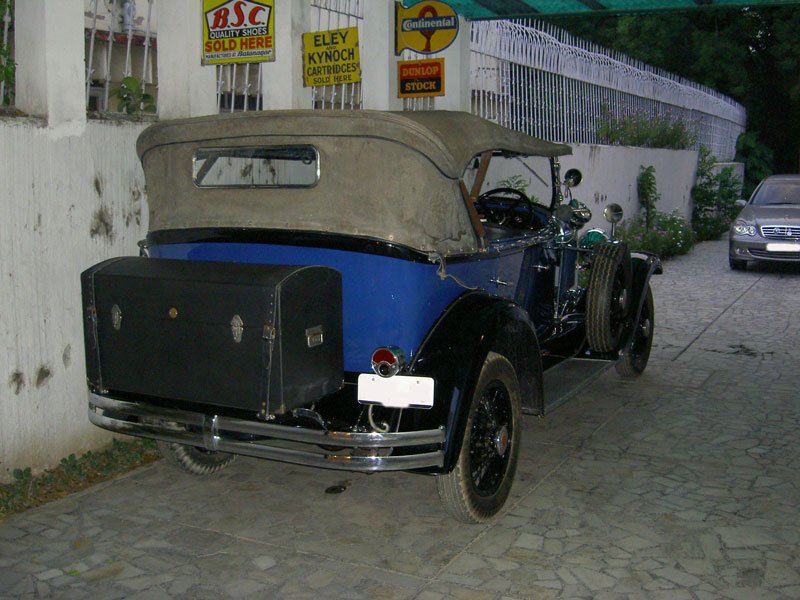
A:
81;110;660;523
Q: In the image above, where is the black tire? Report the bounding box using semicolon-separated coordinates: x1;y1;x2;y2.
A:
436;352;521;523
615;284;654;378
157;441;236;476
729;256;747;271
586;242;633;352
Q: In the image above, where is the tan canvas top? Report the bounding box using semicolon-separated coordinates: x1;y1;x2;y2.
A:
137;110;571;256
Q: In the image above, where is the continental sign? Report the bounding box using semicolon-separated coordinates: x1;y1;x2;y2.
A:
395;1;459;55
202;0;275;65
398;58;444;98
303;27;361;87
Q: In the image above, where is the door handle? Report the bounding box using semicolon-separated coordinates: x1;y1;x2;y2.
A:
490;277;510;286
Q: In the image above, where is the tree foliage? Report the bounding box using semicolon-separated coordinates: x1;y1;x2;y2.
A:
691;147;742;241
735;131;774;197
544;8;800;173
637;165;660;230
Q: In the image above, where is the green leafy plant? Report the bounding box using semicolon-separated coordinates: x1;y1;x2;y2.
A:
596;105;696;150
0;439;160;521
617;210;695;258
493;175;542;204
0;0;14;105
112;76;156;115
691;146;742;241
637;165;660;230
496;174;529;194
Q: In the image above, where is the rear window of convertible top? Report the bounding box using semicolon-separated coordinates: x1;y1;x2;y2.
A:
192;146;319;188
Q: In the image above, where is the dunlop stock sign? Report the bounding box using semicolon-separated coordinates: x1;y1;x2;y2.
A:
398;58;444;98
303;27;361;87
203;0;275;65
395;1;459;55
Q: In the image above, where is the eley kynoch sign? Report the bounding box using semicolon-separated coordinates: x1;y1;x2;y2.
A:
203;0;275;65
303;27;361;87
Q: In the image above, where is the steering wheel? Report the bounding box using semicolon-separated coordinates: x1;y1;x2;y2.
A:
475;187;536;229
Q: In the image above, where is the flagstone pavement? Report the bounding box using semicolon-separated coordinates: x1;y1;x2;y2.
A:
1;238;799;599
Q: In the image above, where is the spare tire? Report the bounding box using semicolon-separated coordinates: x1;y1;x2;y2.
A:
586;242;632;352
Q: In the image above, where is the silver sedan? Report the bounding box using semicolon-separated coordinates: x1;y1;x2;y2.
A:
729;174;800;270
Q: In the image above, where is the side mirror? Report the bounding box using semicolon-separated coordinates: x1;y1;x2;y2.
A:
603;203;624;224
563;168;582;188
735;198;747;208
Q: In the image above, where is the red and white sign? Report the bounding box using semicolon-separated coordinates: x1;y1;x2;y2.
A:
202;0;275;65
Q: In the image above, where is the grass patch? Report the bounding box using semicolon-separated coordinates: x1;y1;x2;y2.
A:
0;438;160;522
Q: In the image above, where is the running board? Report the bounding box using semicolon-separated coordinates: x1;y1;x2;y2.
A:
542;358;615;413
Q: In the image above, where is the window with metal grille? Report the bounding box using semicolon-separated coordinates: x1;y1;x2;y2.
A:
85;0;156;114
309;0;363;111
1;0;13;107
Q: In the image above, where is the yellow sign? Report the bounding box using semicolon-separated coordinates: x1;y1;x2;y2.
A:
303;27;361;87
395;1;459;55
202;0;275;65
398;58;445;98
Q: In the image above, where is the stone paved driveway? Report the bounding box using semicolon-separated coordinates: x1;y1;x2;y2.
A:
1;239;799;599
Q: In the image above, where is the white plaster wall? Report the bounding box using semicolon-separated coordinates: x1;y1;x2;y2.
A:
562;145;699;231
484;145;699;232
0;118;149;482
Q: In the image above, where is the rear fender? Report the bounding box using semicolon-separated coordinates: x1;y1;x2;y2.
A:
408;292;543;472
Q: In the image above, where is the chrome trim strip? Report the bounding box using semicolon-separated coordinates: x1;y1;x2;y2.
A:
88;393;445;472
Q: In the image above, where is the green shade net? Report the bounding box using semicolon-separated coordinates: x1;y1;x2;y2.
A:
441;0;800;18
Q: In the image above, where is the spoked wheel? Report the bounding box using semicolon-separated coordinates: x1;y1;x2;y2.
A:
437;352;521;523
586;242;633;352
145;418;236;476
157;441;236;476
615;283;654;378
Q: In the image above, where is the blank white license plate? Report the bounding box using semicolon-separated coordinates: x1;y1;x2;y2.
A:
357;374;434;409
766;242;800;252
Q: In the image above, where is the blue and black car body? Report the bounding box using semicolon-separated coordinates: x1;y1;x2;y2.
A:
82;110;660;522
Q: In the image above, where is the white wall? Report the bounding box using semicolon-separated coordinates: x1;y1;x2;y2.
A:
562;145;699;231
0;118;149;481
484;145;699;231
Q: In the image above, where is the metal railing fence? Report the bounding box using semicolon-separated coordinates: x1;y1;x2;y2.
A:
6;2;747;157
470;19;746;160
216;0;366;113
309;0;363;110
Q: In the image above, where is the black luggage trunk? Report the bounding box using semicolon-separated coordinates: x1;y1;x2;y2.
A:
82;257;343;418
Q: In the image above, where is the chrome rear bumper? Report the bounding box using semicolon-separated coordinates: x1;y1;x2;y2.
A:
88;393;446;472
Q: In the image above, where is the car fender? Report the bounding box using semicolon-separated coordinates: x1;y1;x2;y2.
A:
621;251;662;350
408;291;544;472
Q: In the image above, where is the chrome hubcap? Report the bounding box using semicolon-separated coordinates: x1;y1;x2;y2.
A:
639;318;652;339
494;425;509;457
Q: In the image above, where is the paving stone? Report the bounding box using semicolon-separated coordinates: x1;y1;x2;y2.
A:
35;568;63;581
2;240;799;599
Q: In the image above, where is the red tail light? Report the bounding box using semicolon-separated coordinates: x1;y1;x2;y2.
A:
371;346;406;378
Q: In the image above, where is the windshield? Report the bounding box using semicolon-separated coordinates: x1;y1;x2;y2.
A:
751;181;800;206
